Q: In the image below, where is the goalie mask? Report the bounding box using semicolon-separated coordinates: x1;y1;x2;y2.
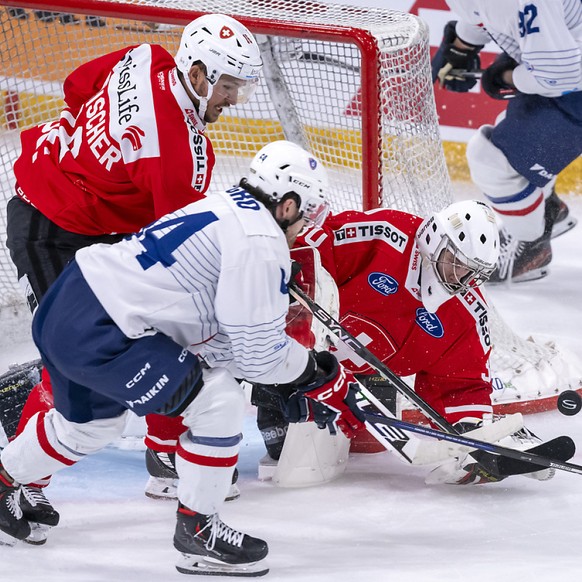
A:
416;200;499;313
175;14;262;118
246;140;331;228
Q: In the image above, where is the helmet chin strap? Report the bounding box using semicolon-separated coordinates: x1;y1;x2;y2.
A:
183;70;214;121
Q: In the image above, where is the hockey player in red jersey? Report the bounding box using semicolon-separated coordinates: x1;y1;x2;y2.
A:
256;199;557;485
4;13;262;542
301;201;498;426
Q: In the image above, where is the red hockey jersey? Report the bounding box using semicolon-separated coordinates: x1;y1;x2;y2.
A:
299;208;494;424
14;43;215;235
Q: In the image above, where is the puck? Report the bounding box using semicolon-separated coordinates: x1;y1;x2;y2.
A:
557;390;582;416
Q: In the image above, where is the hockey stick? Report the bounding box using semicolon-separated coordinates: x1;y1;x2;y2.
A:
361;408;579;477
289;281;458;434
289;282;576;475
357;376;524;465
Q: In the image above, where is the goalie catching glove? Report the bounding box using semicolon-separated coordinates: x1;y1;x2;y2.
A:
431;21;483;92
283;351;364;438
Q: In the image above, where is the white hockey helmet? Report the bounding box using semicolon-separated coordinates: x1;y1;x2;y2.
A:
246;140;330;228
416;200;499;313
175;14;262;115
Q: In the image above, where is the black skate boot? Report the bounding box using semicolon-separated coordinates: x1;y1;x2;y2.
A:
20;485;60;545
174;504;269;577
488;228;552;283
145;449;240;502
0;466;31;545
144;448;178;500
547;190;577;239
489;190;575;283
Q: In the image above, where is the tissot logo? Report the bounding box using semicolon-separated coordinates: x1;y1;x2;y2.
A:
334;221;407;251
415;308;444;338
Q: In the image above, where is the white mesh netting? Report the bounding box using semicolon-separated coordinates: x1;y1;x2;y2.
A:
0;1;580;411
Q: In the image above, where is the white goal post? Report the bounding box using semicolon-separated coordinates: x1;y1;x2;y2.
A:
0;0;580;416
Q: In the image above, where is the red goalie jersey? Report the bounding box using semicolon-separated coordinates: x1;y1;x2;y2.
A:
298;208;494;425
14;43;215;235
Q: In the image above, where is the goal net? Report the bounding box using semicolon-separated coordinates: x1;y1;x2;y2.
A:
0;0;580;414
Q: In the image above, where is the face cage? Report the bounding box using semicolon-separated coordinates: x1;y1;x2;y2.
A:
301;198;331;229
431;235;494;295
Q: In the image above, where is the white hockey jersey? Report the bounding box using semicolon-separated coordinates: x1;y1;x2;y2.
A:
75;186;309;384
447;0;582;96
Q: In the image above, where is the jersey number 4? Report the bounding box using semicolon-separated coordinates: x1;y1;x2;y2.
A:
136;212;218;270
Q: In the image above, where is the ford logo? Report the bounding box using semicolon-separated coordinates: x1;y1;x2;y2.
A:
368;272;398;296
415;308;444;338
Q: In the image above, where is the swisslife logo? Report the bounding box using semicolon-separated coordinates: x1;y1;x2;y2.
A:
121;125;145;151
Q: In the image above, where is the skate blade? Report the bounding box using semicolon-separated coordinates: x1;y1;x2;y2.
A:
225;483;240;502
488;266;549;285
145;491;178;501
0;530;19;546
511;266;549;283
23;522;49;545
551;217;577;239
176;554;269;577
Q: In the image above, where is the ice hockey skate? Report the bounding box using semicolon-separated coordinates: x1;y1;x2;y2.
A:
144;448;179;500
174;504;269;577
20;485;60;545
488;191;574;284
145;449;240;502
0;466;31;545
488;227;552;284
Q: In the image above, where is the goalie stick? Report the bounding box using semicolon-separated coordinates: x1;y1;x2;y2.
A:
357;375;524;465
360;408;577;478
289;282;576;477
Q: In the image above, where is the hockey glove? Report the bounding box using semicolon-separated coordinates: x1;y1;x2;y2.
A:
284;351;364;438
431;21;483;92
481;53;519;100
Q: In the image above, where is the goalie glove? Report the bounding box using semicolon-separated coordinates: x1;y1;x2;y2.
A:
431;21;483;92
283;351;364;438
481;52;519;100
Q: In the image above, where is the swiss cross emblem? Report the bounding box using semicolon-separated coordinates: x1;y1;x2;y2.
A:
346;227;357;238
195;174;205;185
220;26;234;39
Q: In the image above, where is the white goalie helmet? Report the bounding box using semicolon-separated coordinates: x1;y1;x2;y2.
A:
416;200;500;313
246;140;331;228
175;14;262;115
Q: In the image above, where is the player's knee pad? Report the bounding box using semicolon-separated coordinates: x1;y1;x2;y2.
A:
180;368;246;436
49;409;130;454
467;126;546;241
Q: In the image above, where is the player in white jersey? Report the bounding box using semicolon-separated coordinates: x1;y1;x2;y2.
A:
5;12;263;526
0;141;364;577
432;0;581;282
